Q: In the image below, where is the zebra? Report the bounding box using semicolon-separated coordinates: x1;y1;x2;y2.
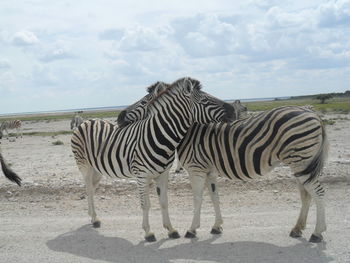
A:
70;115;84;130
175;106;328;243
231;100;247;119
0;151;21;186
171;99;248;173
122;103;328;242
0;120;22;139
71;77;235;242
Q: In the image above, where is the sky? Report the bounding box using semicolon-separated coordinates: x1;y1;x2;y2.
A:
0;0;350;114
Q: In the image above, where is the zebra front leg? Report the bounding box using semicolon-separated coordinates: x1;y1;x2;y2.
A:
206;173;223;235
137;176;156;242
83;167;102;228
290;180;311;238
155;173;180;239
185;173;206;238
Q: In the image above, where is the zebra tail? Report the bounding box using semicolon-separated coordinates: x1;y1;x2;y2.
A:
296;124;329;184
0;153;22;186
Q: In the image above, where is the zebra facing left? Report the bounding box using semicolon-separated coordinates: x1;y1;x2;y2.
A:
71;77;235;242
0;120;22;139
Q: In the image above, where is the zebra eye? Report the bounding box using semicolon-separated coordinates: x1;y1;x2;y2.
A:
201;98;209;104
140;101;147;106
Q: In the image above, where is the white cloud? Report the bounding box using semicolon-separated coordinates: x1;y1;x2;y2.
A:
1;0;350;113
317;0;350;27
39;48;77;63
118;26;164;52
12;30;39;46
171;14;238;58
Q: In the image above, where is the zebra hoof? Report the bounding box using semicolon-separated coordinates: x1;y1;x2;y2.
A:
145;233;156;242
92;221;101;228
185;230;196;239
168;231;180;239
309;234;323;243
289;229;302;238
210;227;223;235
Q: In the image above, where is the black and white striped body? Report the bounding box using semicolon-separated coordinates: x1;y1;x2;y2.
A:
0;120;22;139
177;106;328;242
172;100;247;173
72;118;178;179
178;106;326;182
71;77;235;241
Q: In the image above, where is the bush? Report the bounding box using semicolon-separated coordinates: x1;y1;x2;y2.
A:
52;140;64;145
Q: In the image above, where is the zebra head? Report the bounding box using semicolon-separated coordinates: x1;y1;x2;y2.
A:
117;81;170;127
117;77;235;127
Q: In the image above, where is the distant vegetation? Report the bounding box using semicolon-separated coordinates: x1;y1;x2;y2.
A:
0;91;349;123
0;110;120;122
52;140;64;146
245;90;350;113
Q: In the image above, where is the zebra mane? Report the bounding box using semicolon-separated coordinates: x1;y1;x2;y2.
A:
147;77;202;106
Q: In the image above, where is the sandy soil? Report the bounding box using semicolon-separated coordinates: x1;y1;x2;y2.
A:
0;114;350;263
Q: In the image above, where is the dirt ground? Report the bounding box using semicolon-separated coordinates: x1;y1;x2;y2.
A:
0;113;350;263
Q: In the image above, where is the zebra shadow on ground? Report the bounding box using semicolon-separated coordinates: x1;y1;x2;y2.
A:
46;225;333;263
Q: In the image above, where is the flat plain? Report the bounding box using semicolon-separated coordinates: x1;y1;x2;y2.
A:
0;112;349;263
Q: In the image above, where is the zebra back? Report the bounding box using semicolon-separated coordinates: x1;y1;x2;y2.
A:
177;106;328;184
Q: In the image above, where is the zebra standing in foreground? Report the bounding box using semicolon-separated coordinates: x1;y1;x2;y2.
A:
70;115;84;130
0;120;22;139
123;104;328;242
71;77;235;241
171;99;248;173
177;106;328;243
0;152;21;186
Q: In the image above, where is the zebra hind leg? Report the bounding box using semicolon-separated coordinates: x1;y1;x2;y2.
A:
290;179;312;238
206;173;223;235
82;166;102;228
155;172;180;239
185;172;206;238
295;176;326;243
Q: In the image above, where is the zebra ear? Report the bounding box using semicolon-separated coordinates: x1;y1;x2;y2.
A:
147;81;167;96
234;100;241;104
183;77;195;95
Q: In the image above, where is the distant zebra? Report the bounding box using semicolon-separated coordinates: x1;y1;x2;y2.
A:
176;106;328;242
0;152;21;186
70;115;84;130
232;100;247;119
71;77;235;242
0;120;22;139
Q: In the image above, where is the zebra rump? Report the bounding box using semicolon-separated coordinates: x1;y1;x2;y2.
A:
0;152;21;186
